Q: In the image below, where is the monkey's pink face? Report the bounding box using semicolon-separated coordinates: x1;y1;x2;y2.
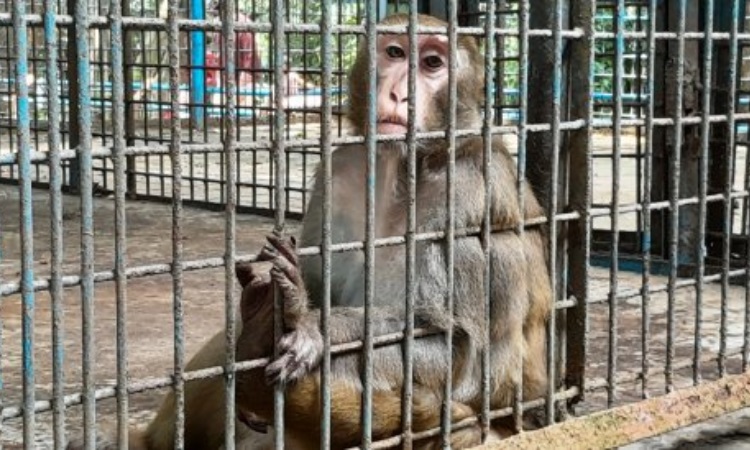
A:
376;34;450;134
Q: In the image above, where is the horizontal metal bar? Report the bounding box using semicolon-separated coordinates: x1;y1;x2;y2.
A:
4;13;750;42
0;14;585;38
479;371;750;450
361;388;580;450
589;268;748;304
5;110;750;167
585;346;747;394
588;191;750;218
2;217;577;296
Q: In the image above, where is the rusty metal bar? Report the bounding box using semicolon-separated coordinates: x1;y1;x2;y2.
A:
12;0;37;446
566;0;595;404
109;0;130;445
167;0;186;445
221;0;238;447
271;0;288;445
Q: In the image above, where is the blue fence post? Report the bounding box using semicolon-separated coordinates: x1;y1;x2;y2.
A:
190;0;206;128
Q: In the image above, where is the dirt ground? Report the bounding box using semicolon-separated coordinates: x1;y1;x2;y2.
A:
0;177;747;447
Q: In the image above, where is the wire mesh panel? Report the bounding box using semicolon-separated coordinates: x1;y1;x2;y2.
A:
1;0;750;449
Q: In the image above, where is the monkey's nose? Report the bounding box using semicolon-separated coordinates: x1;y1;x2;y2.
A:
389;90;408;103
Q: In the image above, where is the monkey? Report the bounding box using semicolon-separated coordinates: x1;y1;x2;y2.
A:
67;12;551;449
233;12;552;449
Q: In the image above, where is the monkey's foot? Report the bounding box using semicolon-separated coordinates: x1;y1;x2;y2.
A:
265;319;323;385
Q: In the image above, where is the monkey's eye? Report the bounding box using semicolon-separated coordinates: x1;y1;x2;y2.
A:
422;54;445;71
385;45;405;59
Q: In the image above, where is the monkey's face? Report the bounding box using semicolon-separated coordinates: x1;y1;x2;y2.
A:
347;14;484;140
375;33;454;134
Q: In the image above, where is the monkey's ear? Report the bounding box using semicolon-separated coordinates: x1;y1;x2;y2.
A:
236;262;253;288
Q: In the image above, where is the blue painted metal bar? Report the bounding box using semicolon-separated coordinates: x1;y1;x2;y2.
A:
190;0;206;128
12;0;37;447
72;0;97;444
43;0;66;444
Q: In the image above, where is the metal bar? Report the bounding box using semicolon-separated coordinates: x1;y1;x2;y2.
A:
110;0;130;445
271;0;288;445
606;0;626;408
441;0;459;444
479;371;750;450
318;0;334;446
694;0;714;386
221;0;238;446
400;4;418;449
73;0;97;444
566;0;595;405
639;0;658;400
167;0;186;444
361;0;377;444
12;0;37;446
665;0;687;394
545;0;564;424
481;0;497;439
512;0;531;432
719;0;740;378
43;0;66;443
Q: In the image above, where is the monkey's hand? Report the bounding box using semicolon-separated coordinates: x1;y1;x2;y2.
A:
259;234;324;385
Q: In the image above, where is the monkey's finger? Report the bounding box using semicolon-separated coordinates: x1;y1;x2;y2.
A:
267;234;299;265
257;243;278;262
270;254;305;289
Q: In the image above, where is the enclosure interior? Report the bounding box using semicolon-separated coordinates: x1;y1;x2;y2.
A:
1;0;750;447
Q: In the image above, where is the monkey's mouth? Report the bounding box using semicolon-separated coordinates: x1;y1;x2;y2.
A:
376;117;408;135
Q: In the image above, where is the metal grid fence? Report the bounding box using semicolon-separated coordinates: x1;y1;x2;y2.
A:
0;0;750;449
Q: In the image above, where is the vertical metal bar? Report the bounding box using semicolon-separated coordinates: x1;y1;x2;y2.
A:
401;5;418;449
440;0;458;445
607;0;625;408
12;0;37;446
43;0;66;443
481;0;497;439
110;0;130;444
271;0;288;445
567;0;594;406
222;0;237;447
514;0;531;430
167;0;185;445
719;0;739;377
640;0;658;399
666;0;687;393
73;0;97;444
545;0;564;425
694;0;714;386
319;0;334;446
361;0;377;444
190;0;205;129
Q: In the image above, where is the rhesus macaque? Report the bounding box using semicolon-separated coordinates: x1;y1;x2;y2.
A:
234;12;552;449
68;12;551;450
